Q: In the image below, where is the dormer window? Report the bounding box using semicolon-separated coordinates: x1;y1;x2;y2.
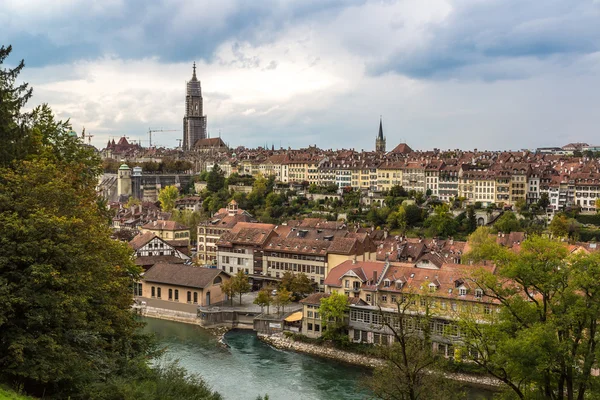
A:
428;283;438;292
475;288;483;298
459;287;467;296
384;279;391;287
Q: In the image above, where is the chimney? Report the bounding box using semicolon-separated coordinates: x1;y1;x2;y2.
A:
372;270;378;284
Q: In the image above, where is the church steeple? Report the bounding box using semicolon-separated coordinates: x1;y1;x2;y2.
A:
376;116;386;152
192;62;197;81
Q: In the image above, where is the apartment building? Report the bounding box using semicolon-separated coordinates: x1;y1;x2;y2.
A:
197;200;252;265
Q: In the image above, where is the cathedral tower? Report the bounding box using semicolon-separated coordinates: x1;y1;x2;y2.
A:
375;117;386;152
183;63;207;151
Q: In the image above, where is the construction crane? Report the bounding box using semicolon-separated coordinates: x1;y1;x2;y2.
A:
148;128;178;147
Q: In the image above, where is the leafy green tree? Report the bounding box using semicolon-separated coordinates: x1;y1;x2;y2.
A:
424;204;458;237
367;291;460;400
232;270;251;305
220;279;237;306
466;205;477;233
493;211;521;233
548;213;570;238
318;292;349;339
290;273;314;298
158;185;179;212
461;235;600;399
171;210;203;241
273;288;292;315
206;164;225;192
538;193;550;210
254;289;272;314
0;44;219;399
403;204;424;226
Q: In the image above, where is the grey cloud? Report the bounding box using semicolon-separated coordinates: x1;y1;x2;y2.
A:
368;0;600;80
2;0;365;67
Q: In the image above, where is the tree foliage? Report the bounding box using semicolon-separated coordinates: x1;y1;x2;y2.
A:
318;292;349;340
158;185;179;212
461;233;600;399
206;164;225;193
273;288;292;315
366;287;459;400
253;289;272;314
0;45;218;398
493;211;521;234
232;270;251;305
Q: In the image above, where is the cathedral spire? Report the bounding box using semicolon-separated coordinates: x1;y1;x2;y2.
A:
192;62;197;81
376;116;386;152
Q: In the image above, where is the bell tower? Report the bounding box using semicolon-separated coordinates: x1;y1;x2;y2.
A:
183;63;207;151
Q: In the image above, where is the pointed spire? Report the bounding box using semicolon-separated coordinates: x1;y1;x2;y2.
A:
378;116;384;140
192;62;197;81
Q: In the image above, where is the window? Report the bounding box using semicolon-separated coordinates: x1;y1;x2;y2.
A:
483;305;491;315
381;295;387;302
194;292;198;304
168;289;173;300
151;286;156;298
345;280;349;288
187;291;192;303
133;282;142;296
451;302;457;311
174;289;179;301
307;311;313;318
366;294;372;303
475;289;483;298
315;324;320;332
308;323;313;331
459;287;467;296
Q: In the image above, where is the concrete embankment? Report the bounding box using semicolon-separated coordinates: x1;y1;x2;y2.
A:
137;305;201;325
258;333;502;389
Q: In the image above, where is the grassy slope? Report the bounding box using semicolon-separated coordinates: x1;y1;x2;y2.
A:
0;387;36;400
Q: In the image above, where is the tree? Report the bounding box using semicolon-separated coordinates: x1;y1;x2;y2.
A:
220;279;237;306
232;270;251;306
253;289;272;314
548;213;570;238
366;291;458;400
171;209;203;241
403;204;424;226
460;235;600;399
273;288;292;315
493;211;521;233
424;204;458;237
126;196;141;208
206;164;225;193
0;44;219;399
466;205;477;233
318;292;349;340
0;45;33;168
538;193;550;210
290;273;314;298
158;185;179;212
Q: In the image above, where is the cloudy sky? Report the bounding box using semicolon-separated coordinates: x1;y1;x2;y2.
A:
2;0;600;150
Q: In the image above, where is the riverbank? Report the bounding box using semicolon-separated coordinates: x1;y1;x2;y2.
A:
258;333;503;390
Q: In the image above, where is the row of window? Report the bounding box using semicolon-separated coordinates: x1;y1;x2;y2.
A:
267;260;326;276
150;286;199;304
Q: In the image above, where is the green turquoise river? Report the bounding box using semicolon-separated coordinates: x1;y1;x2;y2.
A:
142;317;495;400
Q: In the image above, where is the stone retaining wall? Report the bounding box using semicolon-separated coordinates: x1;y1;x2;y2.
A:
258;333;502;389
137;306;201;325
